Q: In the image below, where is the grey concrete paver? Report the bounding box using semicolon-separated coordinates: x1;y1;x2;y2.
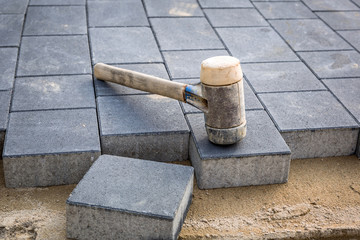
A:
0;15;24;47
0;48;17;91
338;30;360;51
302;0;359;11
29;0;85;5
198;0;253;8
144;0;203;17
0;0;28;14
317;12;360;31
254;2;316;19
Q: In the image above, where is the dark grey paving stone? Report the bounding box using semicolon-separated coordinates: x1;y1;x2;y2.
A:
144;0;203;17
259;91;359;158
187;110;291;189
242;62;326;93
270;19;352;51
12;75;95;111
97;95;190;162
0;48;17;91
89;27;162;64
150;18;224;51
23;6;87;35
0;91;11;131
338;30;360;51
0;0;28;13
317;12;360;31
198;0;253;8
163;50;229;79
88;1;148;27
302;0;359;11
67;155;194;240
204;8;268;27
299;51;360;78
253;2;316;19
30;0;85;5
95;63;169;96
0;15;24;47
217;27;298;63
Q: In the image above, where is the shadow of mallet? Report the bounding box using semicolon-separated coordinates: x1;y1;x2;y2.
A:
94;56;246;145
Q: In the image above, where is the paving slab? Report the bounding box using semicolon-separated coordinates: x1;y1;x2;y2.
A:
17;35;91;76
0;0;28;14
150;18;224;51
217;27;298;63
259;91;359;159
30;0;85;5
198;0;253;8
253;2;316;19
187;110;291;189
299;50;360;79
89;27;162;64
66;155;194;240
317;12;360;31
0;48;17;91
3;109;101;188
302;0;359;11
0;14;24;47
338;30;360;51
23;6;87;35
97;95;190;162
88;1;148;27
144;0;203;17
242;62;326;93
12;75;95;111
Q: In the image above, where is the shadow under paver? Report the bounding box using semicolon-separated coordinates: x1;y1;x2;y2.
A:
338;30;360;51
0;48;17;91
97;95;190;162
259;91;359;159
3;109;101;188
66;155;194;240
0;91;11;159
17;35;91;76
253;2;316;19
317;12;360;31
89;27;162;64
302;0;359;11
270;19;352;51
0;0;28;14
144;0;203;17
0;15;24;47
88;0;148;27
30;0;85;5
150;18;224;51
217;27;298;63
198;0;253;8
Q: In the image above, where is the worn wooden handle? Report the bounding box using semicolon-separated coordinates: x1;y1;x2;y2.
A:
94;63;186;102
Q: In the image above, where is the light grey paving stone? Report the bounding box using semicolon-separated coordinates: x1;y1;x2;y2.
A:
0;15;24;47
66;155;194;240
187;110;291;189
270;19;352;51
3;109;101;188
97;95;190;162
88;1;148;27
299;51;360;78
30;0;85;5
89;27;162;64
302;0;359;11
204;8;268;27
317;12;360;31
150;18;224;51
163;50;229;79
95;63;169;96
198;0;253;8
144;0;203;17
253;2;316;19
0;48;17;91
23;6;87;35
338;30;360;51
0;91;11;132
0;0;28;14
242;62;326;93
259;91;359;158
217;27;298;63
12;75;95;111
17;36;91;76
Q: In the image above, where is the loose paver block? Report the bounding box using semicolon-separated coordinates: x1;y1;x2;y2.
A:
302;0;359;11
0;15;24;47
187;110;291;189
317;12;360;31
259;91;359;159
23;6;87;35
97;95;190;162
3;109;101;188
144;0;203;17
30;0;85;5
89;27;162;64
12;75;95;111
66;155;194;240
338;30;360;51
270;19;352;51
204;9;268;27
150;18;224;50
0;91;11;155
198;0;253;8
242;62;326;93
0;48;17;91
17;36;91;76
299;51;360;79
254;2;316;19
0;0;28;14
217;27;298;63
88;1;148;27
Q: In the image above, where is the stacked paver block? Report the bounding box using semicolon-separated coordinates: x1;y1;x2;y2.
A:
66;155;194;240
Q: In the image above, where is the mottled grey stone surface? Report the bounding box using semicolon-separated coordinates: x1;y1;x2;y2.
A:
17;36;91;76
30;0;85;5
150;18;224;50
144;0;203;17
89;27;162;64
302;0;359;11
242;62;326;93
0;0;28;14
338;30;360;51
88;1;148;27
187;111;291;189
299;51;360;78
0;91;11;131
270;19;351;51
217;27;298;63
254;2;316;19
97;95;190;161
317;12;360;30
0;15;24;47
198;0;253;8
12;75;95;111
66;155;194;240
0;48;17;91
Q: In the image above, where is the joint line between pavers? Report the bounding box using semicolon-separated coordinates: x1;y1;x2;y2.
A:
161;48;226;52
278;125;360;133
15;73;93;78
22;33;88;37
296;49;355;53
10;106;97;113
148;16;205;19
88;25;151;29
101;130;190;138
312;10;360;13
28;4;85;7
201;7;255;10
3;149;101;159
255;89;329;94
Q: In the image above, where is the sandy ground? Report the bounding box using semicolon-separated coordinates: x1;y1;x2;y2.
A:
1;155;360;240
